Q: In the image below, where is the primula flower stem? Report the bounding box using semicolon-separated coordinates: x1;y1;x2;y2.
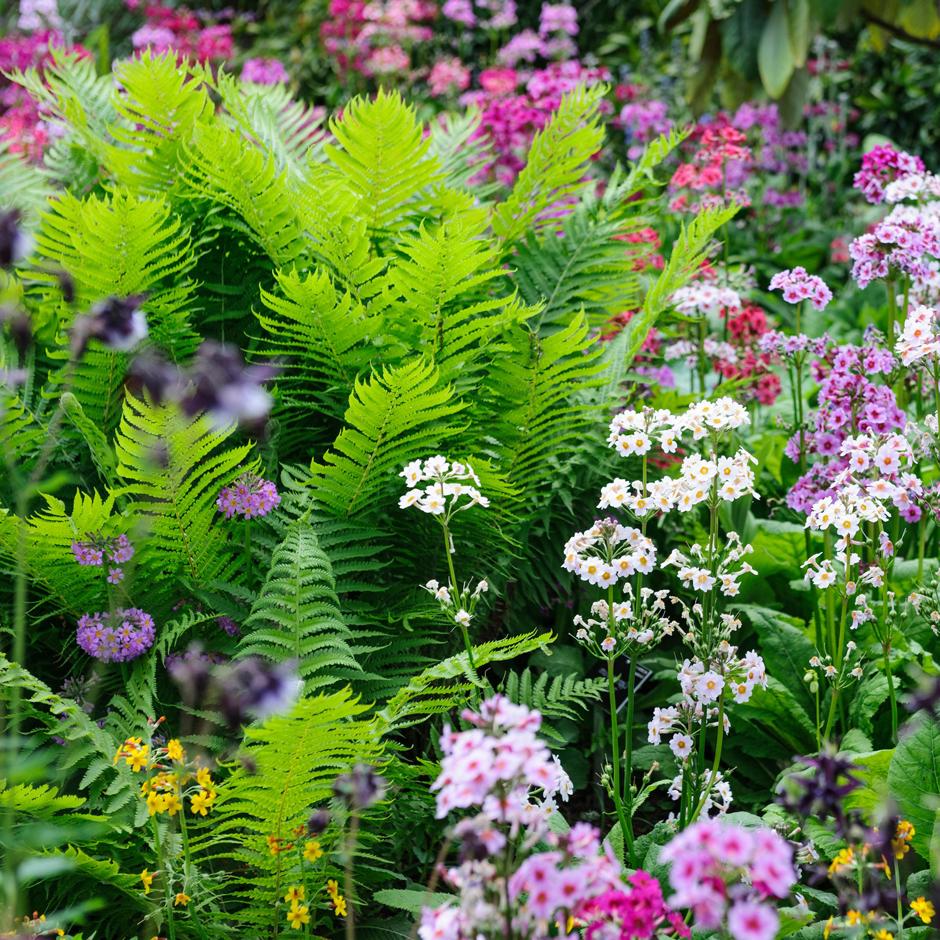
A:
442;523;476;671
606;657;632;863
689;688;726;824
151;814;177;940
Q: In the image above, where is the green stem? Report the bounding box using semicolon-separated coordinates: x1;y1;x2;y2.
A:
344;814;359;940
152;815;176;940
823;687;840;742
623;654;637;863
689;689;726;824
606;658;631;863
442;523;475;671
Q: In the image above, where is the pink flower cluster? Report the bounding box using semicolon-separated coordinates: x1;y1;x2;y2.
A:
427;57;470;97
216;474;281;520
76;608;156;662
768;267;833;310
660;819;796;940
432;694;569;819
853;143;924;204
130;4;234;63
849;206;940;289
240;58;290;84
582;872;690;940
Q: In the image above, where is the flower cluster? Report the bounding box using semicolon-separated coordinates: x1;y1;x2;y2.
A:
849;205;940;289
399;456;488;516
660;819;796;939
562;519;656;586
768;266;833;310
573;585;678;659
71;533;135;583
896;303;940;365
76;608;155;662
853;143;925;204
130;4;235;63
663;533;756;597
431;694;571;821
217;474;281;519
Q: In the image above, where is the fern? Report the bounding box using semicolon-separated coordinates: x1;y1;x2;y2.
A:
427;109;496;196
256;266;383;428
311;358;466;518
325;90;443;240
237;517;361;691
197;689;383;930
60;391;118;488
376;631;554;733
492;83;606;246
114;394;253;593
0;141;52;222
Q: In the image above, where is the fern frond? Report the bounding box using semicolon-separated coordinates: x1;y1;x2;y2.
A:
238;517;361;691
325;89;443;240
311;358;466;518
0;141;52;222
197;690;383;930
114;394;253;591
427;109;495;196
376;631;554;734
256;266;382;429
60;391;118;487
492;83;606;246
107;50;212;194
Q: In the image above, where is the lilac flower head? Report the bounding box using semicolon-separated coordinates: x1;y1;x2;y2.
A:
71;533;134;568
217;615;240;637
76;608;155;662
441;0;475;26
240;57;289;84
539;3;578;36
768;267;832;310
217;473;281;519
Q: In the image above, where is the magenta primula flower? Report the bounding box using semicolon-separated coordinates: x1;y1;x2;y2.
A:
768;267;832;310
76;608;155;662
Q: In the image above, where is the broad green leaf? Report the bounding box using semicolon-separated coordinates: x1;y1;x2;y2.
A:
758;1;796;98
887;716;940;869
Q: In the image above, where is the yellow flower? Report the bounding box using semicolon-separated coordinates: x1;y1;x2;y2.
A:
846;910;871;926
873;930;893;940
190;788;215;816
174;892;190;907
892;819;915;860
823;916;833;939
163;792;182;816
166;739;185;763
828;846;854;876
139;869;155;895
286;903;310;930
126;744;150;773
303;840;323;863
912;897;935;924
284;886;305;903
326;879;339;899
196;767;213;790
333;895;347;918
146;790;167;816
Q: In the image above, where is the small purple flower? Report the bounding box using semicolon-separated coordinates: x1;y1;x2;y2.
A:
71;533;135;568
217;473;281;520
768;267;832;310
217;615;240;637
71;541;104;566
107;568;124;584
76;608;155;662
241;57;290;85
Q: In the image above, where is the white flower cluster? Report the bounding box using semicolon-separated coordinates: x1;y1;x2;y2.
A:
667;770;733;817
671;283;742;316
884;171;940;204
677;397;750;440
662;533;756;598
424;578;488;630
399;457;489;515
664;338;738;365
572;585;679;659
807;644;865;685
896;304;940;366
561;519;657;586
607;407;677;457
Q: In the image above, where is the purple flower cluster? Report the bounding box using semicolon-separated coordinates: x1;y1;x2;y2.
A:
217;615;240;637
768;267;832;310
849;206;940;288
757;331;831;360
240;57;289;84
76;608;155;662
216;474;281;519
619;99;672;160
853;143;924;204
786;342;903;511
71;534;135;583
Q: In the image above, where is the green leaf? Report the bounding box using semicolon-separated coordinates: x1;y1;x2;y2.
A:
758;1;796;98
888;715;940;869
373;889;454;915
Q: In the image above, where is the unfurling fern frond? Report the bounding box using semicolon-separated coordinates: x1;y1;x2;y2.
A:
375;631;554;734
310;358;466;518
256;266;382;429
237;518;361;691
197;690;383;931
114;394;253;594
326;89;442;240
492;83;606;247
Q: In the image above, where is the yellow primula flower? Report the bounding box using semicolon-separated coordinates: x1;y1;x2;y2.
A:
196;767;213;790
333;895;347;918
146;790;167;816
892;819;915;860
139;869;155;895
823;916;833;939
846;910;871;926
190;788;216;816
286;903;310;929
125;744;150;773
872;930;893;940
828;846;854;876
284;886;305;903
912;897;935;924
166;739;185;763
164;792;182;816
174;892;190;907
303;840;323;863
326;879;339;899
